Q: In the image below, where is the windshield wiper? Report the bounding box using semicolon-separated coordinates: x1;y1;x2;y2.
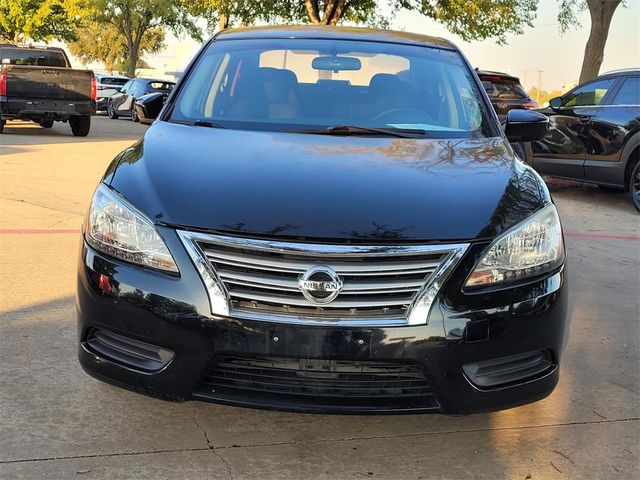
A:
193;120;226;128
292;124;425;138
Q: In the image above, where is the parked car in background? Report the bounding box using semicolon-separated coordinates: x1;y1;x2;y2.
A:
0;44;95;136
107;77;174;121
95;73;129;111
79;26;568;416
477;69;537;121
525;68;640;210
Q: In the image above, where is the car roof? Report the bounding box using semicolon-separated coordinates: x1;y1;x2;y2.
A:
598;68;640;78
135;78;175;83
96;73;129;79
475;69;521;83
0;43;66;53
214;25;457;50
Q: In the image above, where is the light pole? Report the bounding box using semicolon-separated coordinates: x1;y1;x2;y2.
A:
536;70;544;104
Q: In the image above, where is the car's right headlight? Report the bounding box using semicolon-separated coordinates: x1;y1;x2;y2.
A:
465;203;564;289
85;184;178;273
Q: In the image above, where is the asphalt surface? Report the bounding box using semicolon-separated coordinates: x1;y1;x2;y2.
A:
1;117;639;479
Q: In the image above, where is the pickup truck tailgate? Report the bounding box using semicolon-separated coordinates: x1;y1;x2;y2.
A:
4;65;92;101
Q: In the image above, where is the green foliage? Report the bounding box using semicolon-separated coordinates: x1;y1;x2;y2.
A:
67;23;165;71
0;0;87;43
527;86;564;106
82;0;202;76
396;0;538;44
192;1;537;42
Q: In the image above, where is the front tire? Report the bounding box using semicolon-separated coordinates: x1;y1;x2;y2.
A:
630;160;640;212
0;119;4;134
107;102;119;119
131;107;139;122
69;116;91;137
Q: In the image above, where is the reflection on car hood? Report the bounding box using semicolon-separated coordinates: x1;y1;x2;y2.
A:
107;122;549;242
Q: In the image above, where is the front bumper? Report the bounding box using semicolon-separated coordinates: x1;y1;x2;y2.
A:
77;228;569;415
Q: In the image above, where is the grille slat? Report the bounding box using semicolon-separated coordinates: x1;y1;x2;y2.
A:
217;269;427;292
227;288;415;308
205;249;442;273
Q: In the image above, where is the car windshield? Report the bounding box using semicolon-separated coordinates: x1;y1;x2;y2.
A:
170;38;494;138
481;77;528;100
100;77;129;86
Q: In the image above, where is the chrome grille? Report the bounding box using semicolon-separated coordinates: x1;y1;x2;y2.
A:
178;232;468;326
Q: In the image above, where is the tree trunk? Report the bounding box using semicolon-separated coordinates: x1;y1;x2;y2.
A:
127;35;137;78
579;0;621;84
218;13;229;31
305;0;347;25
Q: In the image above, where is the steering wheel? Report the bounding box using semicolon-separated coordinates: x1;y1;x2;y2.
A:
373;108;437;125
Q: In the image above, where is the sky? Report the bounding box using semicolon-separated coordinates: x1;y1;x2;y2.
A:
74;0;640;93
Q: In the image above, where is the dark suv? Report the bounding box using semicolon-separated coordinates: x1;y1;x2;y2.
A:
78;26;567;415
527;69;640;210
107;78;174;121
477;69;537;120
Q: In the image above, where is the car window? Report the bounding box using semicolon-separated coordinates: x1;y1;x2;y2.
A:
562;79;615;107
147;81;174;91
481;78;527;99
120;80;133;93
100;77;129;86
172;38;494;138
611;77;640;106
0;48;67;67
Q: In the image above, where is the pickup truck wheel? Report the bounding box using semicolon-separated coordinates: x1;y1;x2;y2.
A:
39;120;54;129
69;116;91;137
0;119;4;134
107;103;118;119
631;160;640;212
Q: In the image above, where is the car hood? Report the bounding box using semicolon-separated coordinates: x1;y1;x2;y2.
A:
107;122;548;242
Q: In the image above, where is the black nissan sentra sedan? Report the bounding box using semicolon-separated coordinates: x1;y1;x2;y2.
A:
77;26;568;414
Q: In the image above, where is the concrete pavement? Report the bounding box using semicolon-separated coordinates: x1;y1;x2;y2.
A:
1;117;639;479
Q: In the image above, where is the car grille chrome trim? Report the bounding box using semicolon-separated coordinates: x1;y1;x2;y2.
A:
178;231;469;326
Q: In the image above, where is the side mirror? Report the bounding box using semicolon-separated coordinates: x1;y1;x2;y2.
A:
504;109;549;143
549;97;562;110
134;92;164;125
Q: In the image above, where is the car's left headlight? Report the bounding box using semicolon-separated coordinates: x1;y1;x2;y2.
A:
465;203;564;289
85;184;178;273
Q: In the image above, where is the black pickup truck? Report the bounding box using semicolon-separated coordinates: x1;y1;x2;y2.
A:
0;44;96;136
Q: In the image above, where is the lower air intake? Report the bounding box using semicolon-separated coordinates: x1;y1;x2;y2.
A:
195;356;439;412
85;328;174;372
463;350;555;389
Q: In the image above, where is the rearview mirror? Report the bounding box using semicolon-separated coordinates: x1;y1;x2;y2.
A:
549;97;562;110
134;92;164;125
504;109;549;143
312;56;361;71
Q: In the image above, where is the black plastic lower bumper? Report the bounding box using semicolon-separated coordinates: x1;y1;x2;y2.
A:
77;235;568;415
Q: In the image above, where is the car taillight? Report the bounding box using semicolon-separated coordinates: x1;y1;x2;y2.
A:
522;101;538;109
0;70;6;96
90;74;97;101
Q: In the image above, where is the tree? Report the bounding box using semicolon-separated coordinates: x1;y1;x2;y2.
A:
194;1;537;42
87;0;201;77
0;0;86;43
559;0;622;83
67;23;165;72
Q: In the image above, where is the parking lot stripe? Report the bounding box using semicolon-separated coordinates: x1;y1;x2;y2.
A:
564;232;640;242
0;229;81;235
